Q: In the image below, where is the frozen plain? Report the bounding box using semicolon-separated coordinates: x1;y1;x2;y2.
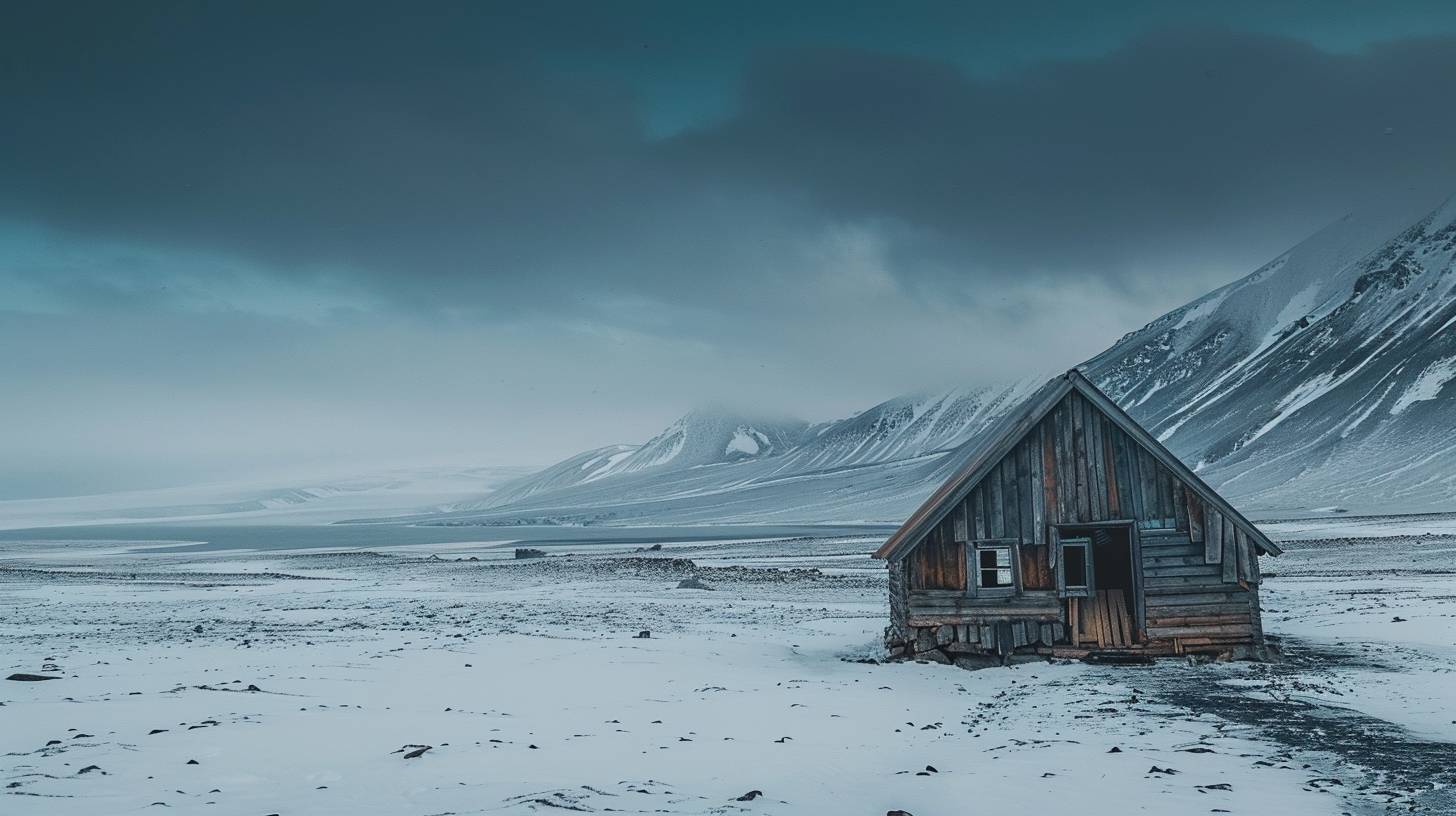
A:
2;523;1454;815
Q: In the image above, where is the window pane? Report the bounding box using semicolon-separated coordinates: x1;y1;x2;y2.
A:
995;548;1011;567
979;549;997;569
997;568;1012;586
1063;544;1088;588
979;568;995;588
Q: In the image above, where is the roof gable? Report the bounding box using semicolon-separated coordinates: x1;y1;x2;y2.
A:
873;369;1281;560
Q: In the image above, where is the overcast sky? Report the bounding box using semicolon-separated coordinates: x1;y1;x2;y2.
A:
4;2;1456;498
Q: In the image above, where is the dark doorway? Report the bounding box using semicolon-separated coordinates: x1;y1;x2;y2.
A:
1059;524;1140;647
1091;527;1134;597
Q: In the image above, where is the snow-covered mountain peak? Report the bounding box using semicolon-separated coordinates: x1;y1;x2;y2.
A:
615;408;809;473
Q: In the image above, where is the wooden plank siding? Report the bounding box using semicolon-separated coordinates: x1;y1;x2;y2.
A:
900;388;1264;655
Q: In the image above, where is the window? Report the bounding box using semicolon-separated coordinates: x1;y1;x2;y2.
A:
1058;535;1093;597
974;543;1015;591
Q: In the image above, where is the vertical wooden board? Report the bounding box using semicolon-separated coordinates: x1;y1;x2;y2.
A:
1031;424;1047;549
989;461;1006;538
1221;517;1238;583
1113;425;1141;523
1040;418;1058;532
1017;439;1034;545
1002;455;1021;543
1054;402;1074;524
1164;466;1176;521
1172;480;1188;531
1089;413;1108;520
1097;591;1112;648
971;485;987;540
1137;447;1159;527
1205;508;1224;564
1102;419;1121;517
1188;494;1205;544
1071;394;1091;522
1084;408;1102;520
1236;528;1253;583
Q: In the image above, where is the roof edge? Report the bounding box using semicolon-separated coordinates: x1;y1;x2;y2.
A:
873;369;1282;561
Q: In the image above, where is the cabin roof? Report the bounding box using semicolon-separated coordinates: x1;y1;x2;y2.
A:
872;368;1282;561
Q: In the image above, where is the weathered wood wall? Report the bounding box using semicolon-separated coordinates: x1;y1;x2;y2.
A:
1140;528;1260;650
894;389;1265;658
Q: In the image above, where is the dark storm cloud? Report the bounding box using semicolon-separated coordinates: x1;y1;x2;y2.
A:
4;6;1455;323
4;4;1456;498
674;31;1456;286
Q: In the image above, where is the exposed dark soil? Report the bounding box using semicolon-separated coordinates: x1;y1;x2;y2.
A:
1136;637;1456;814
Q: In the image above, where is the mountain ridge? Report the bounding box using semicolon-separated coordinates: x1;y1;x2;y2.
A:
458;194;1456;524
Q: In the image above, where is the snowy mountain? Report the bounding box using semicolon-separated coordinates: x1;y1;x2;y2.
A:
437;194;1456;525
1086;195;1456;515
428;380;1047;525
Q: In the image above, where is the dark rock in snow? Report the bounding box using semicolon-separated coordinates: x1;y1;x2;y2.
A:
735;790;763;801
402;746;431;759
675;576;714;590
634;630;651;639
7;673;60;681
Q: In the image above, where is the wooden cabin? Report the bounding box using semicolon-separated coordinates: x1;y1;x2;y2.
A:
874;369;1281;665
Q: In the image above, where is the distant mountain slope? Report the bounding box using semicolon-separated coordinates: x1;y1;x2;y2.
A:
0;465;531;530
431;379;1047;524
1086;195;1456;514
444;195;1456;525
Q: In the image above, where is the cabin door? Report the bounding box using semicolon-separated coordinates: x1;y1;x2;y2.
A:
1058;525;1142;648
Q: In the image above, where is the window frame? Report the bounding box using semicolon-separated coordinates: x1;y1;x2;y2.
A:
967;538;1020;597
1056;534;1094;598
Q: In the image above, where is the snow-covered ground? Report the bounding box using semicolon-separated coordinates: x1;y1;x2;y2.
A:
3;526;1454;814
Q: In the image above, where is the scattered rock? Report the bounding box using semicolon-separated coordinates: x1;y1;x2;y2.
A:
78;765;102;774
514;548;546;560
1391;616;1407;622
735;790;763;801
6;673;60;682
